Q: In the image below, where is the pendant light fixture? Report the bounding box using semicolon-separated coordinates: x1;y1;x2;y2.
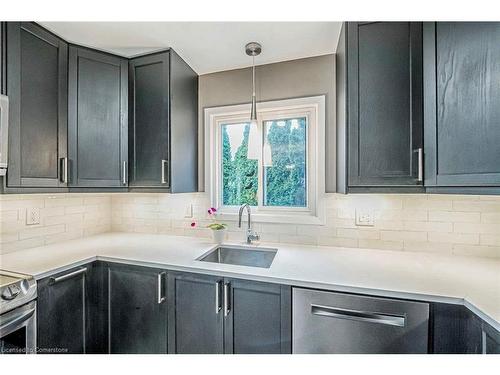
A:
246;42;261;122
245;42;262;160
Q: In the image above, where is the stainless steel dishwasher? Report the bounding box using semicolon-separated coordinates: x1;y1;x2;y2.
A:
292;288;429;354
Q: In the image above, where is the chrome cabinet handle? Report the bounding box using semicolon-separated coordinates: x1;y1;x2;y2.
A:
414;148;423;182
223;282;231;317
215;280;222;314
122;161;127;185
311;304;406;327
49;267;87;285
60;157;68;183
161;159;168;184
157;272;166;304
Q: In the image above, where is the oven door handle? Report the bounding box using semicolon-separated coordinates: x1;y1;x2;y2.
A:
0;306;35;333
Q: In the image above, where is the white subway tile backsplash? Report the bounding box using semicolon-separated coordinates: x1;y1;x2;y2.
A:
1;192;499;258
428;210;481;223
0;194;111;254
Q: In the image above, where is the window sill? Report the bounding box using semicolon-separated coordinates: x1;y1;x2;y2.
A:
217;211;325;225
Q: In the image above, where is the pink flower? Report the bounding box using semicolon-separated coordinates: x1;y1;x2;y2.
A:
207;207;218;215
190;222;196;228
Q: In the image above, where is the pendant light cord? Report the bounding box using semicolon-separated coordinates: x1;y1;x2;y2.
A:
252;55;256;97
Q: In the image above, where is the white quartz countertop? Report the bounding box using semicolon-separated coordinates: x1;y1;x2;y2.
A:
1;232;499;330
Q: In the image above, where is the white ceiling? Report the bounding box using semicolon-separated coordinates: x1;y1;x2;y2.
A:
40;22;342;75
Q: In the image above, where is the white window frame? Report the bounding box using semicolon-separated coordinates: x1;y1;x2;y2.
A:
204;96;326;225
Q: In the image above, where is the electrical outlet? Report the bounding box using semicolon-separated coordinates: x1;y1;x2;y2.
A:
184;204;193;218
355;209;374;226
26;207;41;225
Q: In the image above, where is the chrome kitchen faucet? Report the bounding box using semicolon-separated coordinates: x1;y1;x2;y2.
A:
238;204;260;244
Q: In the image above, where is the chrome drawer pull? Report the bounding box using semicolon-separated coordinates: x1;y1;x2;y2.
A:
49;267;87;285
311;304;406;327
215;280;222;314
223;282;230;317
157;272;166;304
413;148;423;182
161;159;168;184
122;161;127;185
60;157;68;183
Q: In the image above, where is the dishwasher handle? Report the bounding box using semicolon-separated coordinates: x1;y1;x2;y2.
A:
311;304;406;327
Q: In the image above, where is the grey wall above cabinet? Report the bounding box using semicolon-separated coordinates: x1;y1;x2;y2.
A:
336;22;424;194
198;54;335;192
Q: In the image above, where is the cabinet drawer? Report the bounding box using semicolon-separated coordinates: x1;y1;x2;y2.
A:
292;288;429;354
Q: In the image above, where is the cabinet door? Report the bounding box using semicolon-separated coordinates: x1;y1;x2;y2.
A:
107;264;167;353
68;46;128;188
482;321;500;354
424;22;500;191
37;266;88;354
129;52;170;188
347;22;423;190
224;279;291;354
430;303;482;354
167;272;223;354
1;22;5;94
6;22;68;189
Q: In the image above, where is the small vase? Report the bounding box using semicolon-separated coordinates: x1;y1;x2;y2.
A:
212;229;226;244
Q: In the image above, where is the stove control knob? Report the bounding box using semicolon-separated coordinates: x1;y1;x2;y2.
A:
1;285;21;300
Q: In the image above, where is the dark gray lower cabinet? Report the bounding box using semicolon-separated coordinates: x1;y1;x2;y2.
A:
167;272;223;354
167;272;291;354
225;278;291;354
36;262;498;354
107;263;167;353
37;265;89;354
483;323;500;354
430;302;500;354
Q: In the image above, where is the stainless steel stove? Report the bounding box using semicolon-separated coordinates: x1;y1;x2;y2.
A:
0;270;37;354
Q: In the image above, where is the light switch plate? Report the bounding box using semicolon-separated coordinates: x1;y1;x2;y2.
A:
26;207;41;225
355;209;374;226
184;204;193;218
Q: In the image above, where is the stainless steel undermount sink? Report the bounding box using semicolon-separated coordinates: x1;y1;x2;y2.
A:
196;245;278;269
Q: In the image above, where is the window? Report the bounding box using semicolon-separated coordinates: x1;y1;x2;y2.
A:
205;96;325;224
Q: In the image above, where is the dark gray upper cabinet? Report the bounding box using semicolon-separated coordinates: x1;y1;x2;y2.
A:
336;22;424;193
68;46;128;188
424;22;500;194
167;272;224;354
129;50;198;193
5;22;68;190
107;263;167;354
1;23;5;95
37;265;89;354
128;52;170;189
224;278;291;354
